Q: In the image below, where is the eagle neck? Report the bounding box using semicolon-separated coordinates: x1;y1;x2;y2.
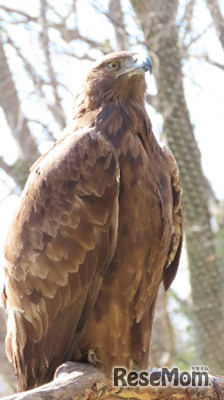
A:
95;100;154;150
71;97;157;155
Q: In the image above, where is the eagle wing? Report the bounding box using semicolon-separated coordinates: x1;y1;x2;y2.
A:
161;145;183;291
3;127;120;390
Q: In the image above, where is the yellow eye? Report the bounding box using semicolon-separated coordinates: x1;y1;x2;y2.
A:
108;61;120;70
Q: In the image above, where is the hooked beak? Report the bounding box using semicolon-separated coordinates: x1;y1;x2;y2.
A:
133;54;152;74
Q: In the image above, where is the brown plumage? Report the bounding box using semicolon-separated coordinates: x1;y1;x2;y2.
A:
2;51;183;391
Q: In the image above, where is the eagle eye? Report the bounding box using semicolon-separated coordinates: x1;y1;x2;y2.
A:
107;61;120;70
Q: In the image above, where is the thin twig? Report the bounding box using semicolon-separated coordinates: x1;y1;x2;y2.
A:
0;5;37;22
40;0;67;129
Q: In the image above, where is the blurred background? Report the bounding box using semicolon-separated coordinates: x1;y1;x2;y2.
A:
0;0;224;395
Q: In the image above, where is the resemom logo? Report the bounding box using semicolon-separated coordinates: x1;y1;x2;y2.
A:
113;366;210;387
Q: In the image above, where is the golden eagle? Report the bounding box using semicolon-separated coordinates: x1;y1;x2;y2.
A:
2;51;183;391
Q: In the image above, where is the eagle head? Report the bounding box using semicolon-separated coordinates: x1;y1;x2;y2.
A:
81;51;152;108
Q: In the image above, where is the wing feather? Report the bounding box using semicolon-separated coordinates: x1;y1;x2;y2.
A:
3;128;119;390
161;145;183;291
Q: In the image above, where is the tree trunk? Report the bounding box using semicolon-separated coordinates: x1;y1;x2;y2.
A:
131;0;224;373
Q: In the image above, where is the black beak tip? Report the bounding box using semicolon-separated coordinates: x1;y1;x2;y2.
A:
144;57;152;74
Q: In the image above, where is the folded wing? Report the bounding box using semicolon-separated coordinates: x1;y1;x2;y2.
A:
161;145;183;291
3;128;120;390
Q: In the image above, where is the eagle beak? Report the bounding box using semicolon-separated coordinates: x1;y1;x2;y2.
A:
134;55;152;74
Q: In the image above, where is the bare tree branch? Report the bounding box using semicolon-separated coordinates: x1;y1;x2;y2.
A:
58;48;96;62
0;157;30;190
108;0;130;50
47;0;77;27
1;362;223;400
182;23;213;52
189;53;224;71
180;0;196;46
40;0;67;129
28;119;55;140
0;157;16;181
0;6;37;22
4;32;46;88
0;4;112;54
52;23;112;52
206;0;224;50
4;30;71;133
0;33;40;171
180;0;195;26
